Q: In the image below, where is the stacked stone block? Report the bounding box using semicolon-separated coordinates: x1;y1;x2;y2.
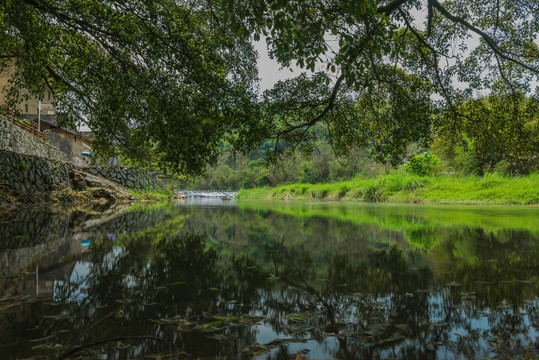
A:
0;118;70;163
0;149;73;193
84;166;165;191
0;117;165;194
0;149;165;195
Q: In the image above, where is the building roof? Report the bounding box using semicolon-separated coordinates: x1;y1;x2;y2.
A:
26;116;92;146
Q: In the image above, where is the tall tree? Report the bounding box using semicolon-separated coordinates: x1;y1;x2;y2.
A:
1;0;538;172
0;0;262;174
226;0;539;164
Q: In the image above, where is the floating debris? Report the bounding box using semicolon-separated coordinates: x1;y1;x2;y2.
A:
144;351;191;359
115;298;134;304
151;313;265;334
432;322;448;328
195;320;223;331
206;333;238;342
115;341;131;350
461;292;477;300
31;343;62;350
42;314;74;320
29;335;54;343
285;313;308;321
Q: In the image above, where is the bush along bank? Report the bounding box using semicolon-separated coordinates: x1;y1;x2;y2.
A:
237;172;539;206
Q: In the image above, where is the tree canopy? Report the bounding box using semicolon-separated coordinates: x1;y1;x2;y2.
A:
229;0;539;164
1;0;538;173
0;0;262;174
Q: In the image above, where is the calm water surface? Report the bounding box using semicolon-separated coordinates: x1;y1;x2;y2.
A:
0;199;538;359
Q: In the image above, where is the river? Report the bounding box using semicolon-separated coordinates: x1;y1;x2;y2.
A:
0;199;538;359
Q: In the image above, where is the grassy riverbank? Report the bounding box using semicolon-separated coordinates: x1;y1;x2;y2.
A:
237;172;539;205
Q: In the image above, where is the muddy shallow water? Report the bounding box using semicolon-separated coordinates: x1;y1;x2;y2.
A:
0;199;538;359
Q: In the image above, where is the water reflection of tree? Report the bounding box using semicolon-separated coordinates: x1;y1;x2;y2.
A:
250;234;537;359
260;241;438;359
432;228;539;306
54;233;266;359
39;226;539;359
47;232;425;358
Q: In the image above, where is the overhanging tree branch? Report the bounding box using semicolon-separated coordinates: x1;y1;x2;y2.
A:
378;0;410;16
274;74;345;138
271;74;345;157
431;0;539;75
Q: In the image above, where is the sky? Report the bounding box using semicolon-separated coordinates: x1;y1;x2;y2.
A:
254;37;538;97
254;40;302;93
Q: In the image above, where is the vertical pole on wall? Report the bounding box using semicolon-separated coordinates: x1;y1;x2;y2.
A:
38;101;41;132
36;264;39;296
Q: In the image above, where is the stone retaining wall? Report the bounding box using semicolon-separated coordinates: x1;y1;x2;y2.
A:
84;166;165;190
0;118;70;162
0;209;72;252
0;148;165;195
0;149;73;193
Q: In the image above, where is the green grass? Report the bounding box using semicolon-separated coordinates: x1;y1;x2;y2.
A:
237;172;539;206
128;188;174;201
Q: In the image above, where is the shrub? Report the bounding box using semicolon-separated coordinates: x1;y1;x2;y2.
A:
492;159;512;175
299;185;310;195
364;185;382;202
257;175;273;187
404;177;425;191
338;184;350;197
405;152;440;176
453;140;481;175
300;161;315;183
